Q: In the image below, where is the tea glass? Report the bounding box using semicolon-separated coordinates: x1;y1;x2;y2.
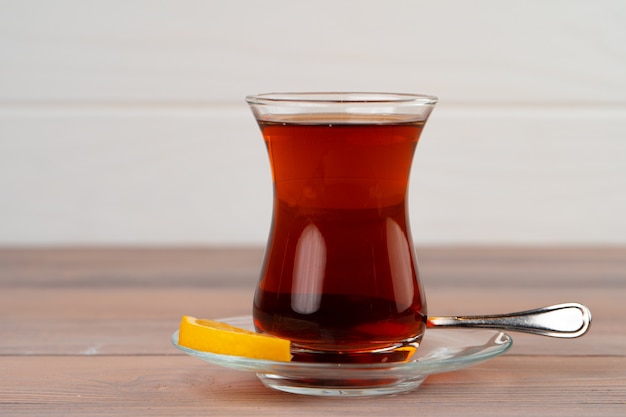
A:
246;92;437;363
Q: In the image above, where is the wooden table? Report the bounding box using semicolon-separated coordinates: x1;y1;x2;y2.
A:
1;247;625;416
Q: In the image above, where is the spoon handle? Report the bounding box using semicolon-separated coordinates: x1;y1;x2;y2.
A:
427;302;592;338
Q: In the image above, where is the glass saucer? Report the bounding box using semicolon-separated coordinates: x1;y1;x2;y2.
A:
171;316;512;397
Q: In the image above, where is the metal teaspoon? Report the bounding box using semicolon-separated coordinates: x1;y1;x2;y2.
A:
426;302;592;338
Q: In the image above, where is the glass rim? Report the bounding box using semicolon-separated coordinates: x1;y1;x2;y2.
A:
245;92;438;106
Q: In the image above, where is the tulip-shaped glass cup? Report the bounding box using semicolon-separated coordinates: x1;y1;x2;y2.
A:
246;92;437;363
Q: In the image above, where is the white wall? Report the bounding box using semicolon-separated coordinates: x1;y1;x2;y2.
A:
1;0;625;246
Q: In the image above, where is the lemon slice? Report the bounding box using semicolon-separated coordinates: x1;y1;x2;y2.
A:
177;316;292;362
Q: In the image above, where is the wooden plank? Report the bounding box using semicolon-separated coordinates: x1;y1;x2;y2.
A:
0;1;624;103
1;108;625;246
0;248;623;355
0;286;622;356
0;247;265;288
1;247;623;288
0;288;251;355
1;356;624;416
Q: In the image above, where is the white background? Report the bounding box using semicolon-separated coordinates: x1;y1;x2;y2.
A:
1;0;625;246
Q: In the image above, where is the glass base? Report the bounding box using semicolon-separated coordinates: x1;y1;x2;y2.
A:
257;373;426;397
289;339;421;364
